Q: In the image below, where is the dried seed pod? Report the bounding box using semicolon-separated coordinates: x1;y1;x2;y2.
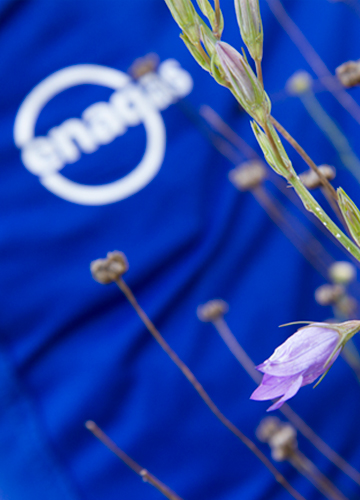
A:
269;424;298;461
329;261;356;285
128;53;160;79
336;295;357;317
256;417;298;462
197;299;229;322
91;251;129;284
256;416;281;442
336;60;360;88
229;160;267;191
299;164;336;190
315;284;345;306
286;71;312;95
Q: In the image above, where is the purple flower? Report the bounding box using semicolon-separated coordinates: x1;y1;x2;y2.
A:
250;324;343;411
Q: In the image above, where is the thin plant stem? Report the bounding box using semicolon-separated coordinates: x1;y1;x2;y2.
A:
198;104;360;267
211;317;360;486
341;340;360;385
263;119;360;263
269;116;338;201
290;451;348;500
253;185;332;278
195;106;350;275
85;421;184;500
266;0;360;126
214;0;221;39
271;177;360;270
342;0;360;20
331;297;360;385
328;0;360;19
299;91;360;185
255;59;264;87
199;104;260;159
114;277;307;500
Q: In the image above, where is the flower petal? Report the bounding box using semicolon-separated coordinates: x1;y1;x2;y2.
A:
250;373;300;401
302;346;342;384
257;326;339;376
266;374;303;411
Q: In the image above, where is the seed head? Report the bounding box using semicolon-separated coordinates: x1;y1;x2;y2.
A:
329;261;356;285
336;60;360;88
315;284;345;306
299;165;335;190
197;299;229;322
256;417;297;462
90;251;129;284
229;160;267;191
128;53;160;79
286;71;312;95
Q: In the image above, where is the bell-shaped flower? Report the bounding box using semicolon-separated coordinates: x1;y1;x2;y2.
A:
250;320;360;411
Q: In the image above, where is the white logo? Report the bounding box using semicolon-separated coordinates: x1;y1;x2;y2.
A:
14;61;193;205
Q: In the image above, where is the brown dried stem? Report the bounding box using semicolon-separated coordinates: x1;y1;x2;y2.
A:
115;277;306;500
266;0;360;126
290;451;348;500
253;185;332;278
85;421;184;500
270;116;338;202
199;105;360;267
270;115;345;226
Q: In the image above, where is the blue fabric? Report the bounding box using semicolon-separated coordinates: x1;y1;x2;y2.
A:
1;0;360;499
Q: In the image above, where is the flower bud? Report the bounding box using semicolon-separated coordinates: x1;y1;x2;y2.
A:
196;0;223;37
90;251;129;284
337;187;360;247
215;41;270;122
234;0;263;62
336;60;360;88
197;299;229;322
286;71;312;96
181;32;210;72
329;261;356;285
196;0;215;24
229;160;267;191
299;164;336;190
314;284;345;306
164;0;200;45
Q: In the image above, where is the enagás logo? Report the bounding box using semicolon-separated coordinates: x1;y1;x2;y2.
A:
14;60;193;205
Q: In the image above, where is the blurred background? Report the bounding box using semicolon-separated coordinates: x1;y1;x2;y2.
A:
1;0;360;498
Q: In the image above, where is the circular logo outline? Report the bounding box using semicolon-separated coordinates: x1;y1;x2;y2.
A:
14;64;166;205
